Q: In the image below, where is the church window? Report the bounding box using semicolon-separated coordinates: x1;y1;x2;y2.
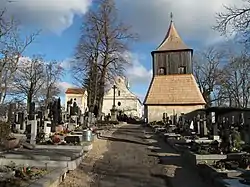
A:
118;101;121;106
158;67;166;75
178;66;186;74
118;90;120;96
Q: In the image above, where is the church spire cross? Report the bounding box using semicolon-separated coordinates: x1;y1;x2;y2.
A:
170;12;173;22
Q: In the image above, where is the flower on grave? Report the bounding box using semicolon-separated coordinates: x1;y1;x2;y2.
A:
52;135;61;144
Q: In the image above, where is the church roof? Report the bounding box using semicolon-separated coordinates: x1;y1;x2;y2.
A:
65;88;85;94
156;21;191;51
144;74;206;105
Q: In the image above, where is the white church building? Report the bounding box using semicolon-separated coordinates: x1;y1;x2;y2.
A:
102;77;143;118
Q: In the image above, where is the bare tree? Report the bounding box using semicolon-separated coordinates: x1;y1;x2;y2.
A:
37;60;64;108
0;9;40;104
13;56;45;113
214;0;250;43
73;0;136;117
219;51;250;107
193;47;224;107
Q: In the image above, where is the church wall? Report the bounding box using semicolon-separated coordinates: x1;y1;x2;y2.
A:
146;104;205;122
102;76;142;118
102;98;142;117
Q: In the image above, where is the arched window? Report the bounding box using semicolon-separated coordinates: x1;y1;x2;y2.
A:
118;90;120;96
158;67;166;75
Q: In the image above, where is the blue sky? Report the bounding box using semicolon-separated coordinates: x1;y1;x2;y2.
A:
1;0;243;103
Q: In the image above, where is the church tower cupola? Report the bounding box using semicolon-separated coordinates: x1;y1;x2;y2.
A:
152;13;193;76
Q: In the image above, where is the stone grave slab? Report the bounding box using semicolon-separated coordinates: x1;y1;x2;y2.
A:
29;167;67;187
0;148;82;161
0;146;88;170
183;150;227;166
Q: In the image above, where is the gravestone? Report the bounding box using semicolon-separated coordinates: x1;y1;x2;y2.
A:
163;113;166;123
26;114;38;145
200;114;208;137
72;100;78;116
18;112;24;131
50;100;59;132
80;115;84;125
44;121;51;139
203;114;208;136
28;102;35;120
197;114;201;135
211;112;219;139
7;103;16;123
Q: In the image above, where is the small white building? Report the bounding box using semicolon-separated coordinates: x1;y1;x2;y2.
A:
102;77;143;118
65;88;88;113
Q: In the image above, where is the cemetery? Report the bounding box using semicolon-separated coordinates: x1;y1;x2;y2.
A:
0;96;98;187
146;107;250;187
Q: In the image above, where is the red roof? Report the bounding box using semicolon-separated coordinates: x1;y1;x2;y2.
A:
65;88;85;94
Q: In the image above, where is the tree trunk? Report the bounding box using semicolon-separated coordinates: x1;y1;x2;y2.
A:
97;69;106;119
27;91;33;115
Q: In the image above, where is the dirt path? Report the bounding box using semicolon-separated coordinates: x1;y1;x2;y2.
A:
59;123;210;187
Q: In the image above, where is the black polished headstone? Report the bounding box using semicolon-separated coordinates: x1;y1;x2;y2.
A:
57;98;62;124
7;103;16;123
18;112;24;130
93;105;98;117
28;102;35;120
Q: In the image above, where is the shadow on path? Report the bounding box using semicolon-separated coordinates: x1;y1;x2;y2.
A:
97;132;149;146
91;124;169;187
88;124;210;187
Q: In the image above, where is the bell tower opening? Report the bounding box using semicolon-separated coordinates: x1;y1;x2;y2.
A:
158;67;166;75
178;66;187;74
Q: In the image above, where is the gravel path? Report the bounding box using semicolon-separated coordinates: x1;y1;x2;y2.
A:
59;123;210;187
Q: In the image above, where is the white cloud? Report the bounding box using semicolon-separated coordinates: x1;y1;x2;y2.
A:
2;0;92;33
60;58;72;71
57;81;75;94
116;0;244;46
123;52;152;86
1;0;243;45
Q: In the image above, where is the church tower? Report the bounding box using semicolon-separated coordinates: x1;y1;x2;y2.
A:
152;15;193;76
144;14;206;122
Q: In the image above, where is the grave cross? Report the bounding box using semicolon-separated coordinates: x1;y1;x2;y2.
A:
112;85;117;108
